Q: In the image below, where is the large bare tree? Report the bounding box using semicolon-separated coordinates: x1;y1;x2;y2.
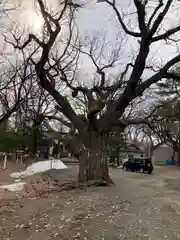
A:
6;0;180;185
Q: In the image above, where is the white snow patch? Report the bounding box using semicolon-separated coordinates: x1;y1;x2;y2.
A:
122;158;128;164
10;159;68;178
118;165;123;169
14;179;21;182
0;182;25;191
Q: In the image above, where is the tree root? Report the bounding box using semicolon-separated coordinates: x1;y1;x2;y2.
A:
53;178;113;192
24;175;115;196
54;180;78;192
80;179;113;187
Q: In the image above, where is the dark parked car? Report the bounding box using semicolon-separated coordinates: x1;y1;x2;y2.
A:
123;157;153;174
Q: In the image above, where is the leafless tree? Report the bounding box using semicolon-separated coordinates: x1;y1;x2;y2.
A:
6;0;180;185
0;0;20;16
0;53;35;128
0;0;24;125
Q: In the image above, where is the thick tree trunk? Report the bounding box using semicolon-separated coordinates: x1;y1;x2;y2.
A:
64;132;112;185
78;152;112;184
78;136;113;185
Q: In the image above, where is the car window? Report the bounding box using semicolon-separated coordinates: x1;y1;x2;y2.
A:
140;160;145;164
128;155;133;162
133;159;140;163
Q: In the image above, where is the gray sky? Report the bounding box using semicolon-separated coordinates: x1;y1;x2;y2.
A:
1;0;180;81
76;0;180;82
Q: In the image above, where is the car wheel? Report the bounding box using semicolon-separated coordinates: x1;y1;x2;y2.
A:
148;170;152;174
140;168;144;173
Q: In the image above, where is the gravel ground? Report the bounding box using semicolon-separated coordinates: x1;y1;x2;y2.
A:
1;166;180;239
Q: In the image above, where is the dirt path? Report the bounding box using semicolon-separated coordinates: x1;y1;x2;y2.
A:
1;166;180;239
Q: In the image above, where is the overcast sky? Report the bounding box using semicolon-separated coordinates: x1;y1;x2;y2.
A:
77;0;180;74
1;0;180;80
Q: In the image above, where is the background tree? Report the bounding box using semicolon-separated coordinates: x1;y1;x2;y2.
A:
0;54;34;127
0;1;24;125
15;80;55;155
149;70;180;164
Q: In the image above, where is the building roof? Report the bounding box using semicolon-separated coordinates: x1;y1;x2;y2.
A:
121;148;144;153
121;142;144;153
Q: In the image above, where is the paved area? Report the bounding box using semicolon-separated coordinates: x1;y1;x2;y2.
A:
1;166;180;239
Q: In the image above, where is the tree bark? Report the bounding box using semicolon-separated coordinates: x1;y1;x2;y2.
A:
78;136;113;185
63;131;112;185
78;153;112;184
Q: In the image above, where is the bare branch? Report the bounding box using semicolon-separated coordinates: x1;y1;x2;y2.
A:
149;0;173;39
4;33;44;50
136;54;180;96
147;0;163;29
152;25;180;42
99;0;141;37
45;114;71;128
133;0;147;35
7;0;87;134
